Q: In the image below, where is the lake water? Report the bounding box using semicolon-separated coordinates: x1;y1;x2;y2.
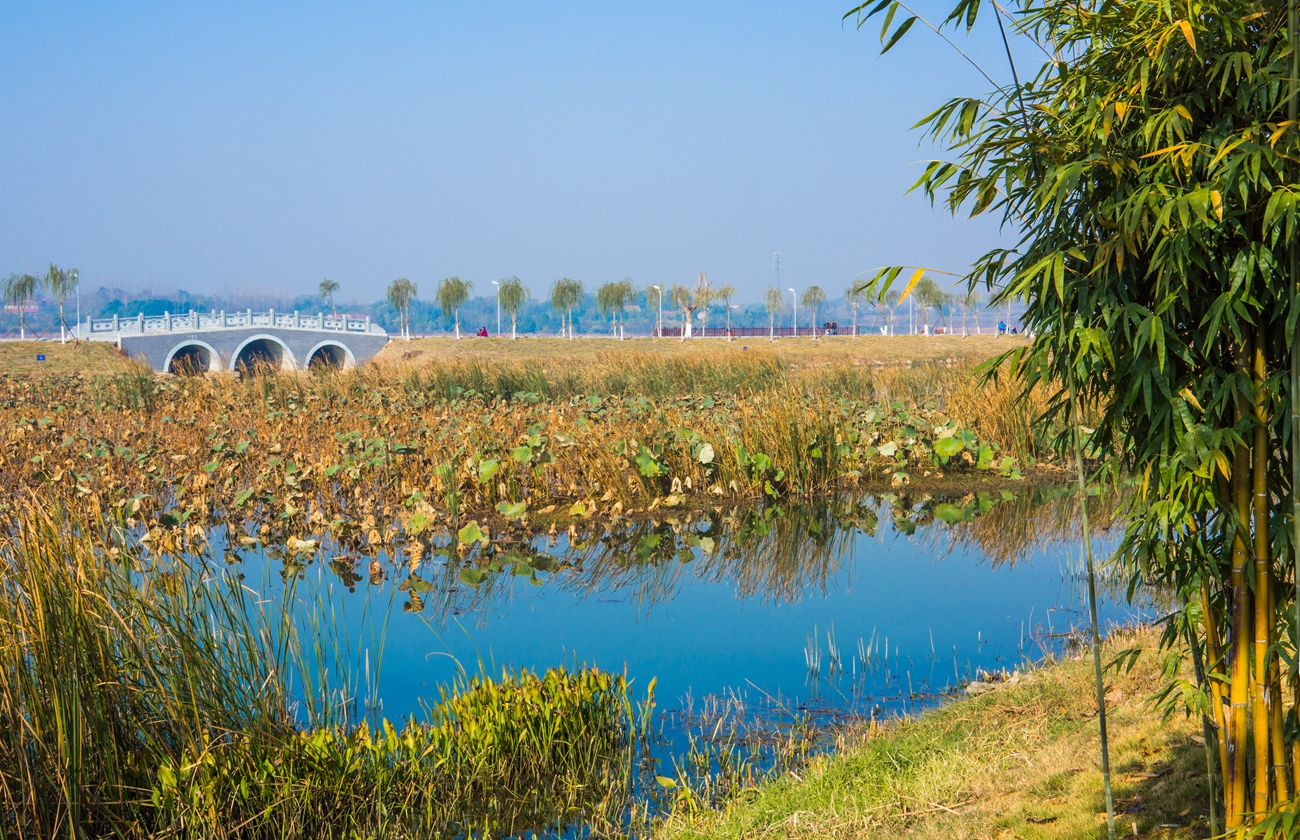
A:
226;489;1140;728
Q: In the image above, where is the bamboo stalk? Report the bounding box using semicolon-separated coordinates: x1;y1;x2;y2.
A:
1271;654;1289;802
1187;599;1222;838
1068;370;1116;840
1291;0;1300;820
1229;341;1253;828
1293;675;1300;798
1254;329;1272;819
1262;555;1289;803
1203;580;1232;795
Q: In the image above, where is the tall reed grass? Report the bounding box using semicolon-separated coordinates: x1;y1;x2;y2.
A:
0;503;651;838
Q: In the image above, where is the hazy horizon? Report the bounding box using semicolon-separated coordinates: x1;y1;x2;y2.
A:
1;2;1030;304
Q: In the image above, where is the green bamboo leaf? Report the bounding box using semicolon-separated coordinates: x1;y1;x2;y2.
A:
880;15;916;54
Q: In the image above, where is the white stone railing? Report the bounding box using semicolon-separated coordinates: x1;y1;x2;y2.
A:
74;309;386;338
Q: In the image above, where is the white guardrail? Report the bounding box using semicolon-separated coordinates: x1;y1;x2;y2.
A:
74;309;385;339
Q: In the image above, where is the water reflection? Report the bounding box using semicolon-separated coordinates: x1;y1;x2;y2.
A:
202;485;1137;723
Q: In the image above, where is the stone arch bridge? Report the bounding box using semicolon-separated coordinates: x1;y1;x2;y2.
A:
75;310;390;373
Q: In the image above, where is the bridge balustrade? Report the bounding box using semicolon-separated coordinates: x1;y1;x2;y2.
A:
75;309;383;339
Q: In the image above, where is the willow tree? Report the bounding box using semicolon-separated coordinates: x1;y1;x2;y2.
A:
434;276;469;340
853;0;1300;828
498;276;528;340
716;284;738;339
913;276;943;335
3;273;38;340
694;272;714;336
550;278;583;340
763;286;784;342
596;278;637;340
43;264;77;344
845;284;867;336
388;278;419;341
961;289;982;336
800;285;826;339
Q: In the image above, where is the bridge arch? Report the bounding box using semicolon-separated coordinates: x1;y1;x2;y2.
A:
163;340;220;375
306;339;356;370
230;334;298;372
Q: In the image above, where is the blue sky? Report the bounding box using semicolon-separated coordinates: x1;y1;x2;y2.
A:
0;2;1029;304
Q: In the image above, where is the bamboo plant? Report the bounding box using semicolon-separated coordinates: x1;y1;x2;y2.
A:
850;0;1300;827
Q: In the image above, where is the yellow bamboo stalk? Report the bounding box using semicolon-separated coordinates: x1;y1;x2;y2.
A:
1254;330;1273;819
1272;658;1289;802
1264;574;1289;802
1228;344;1253;829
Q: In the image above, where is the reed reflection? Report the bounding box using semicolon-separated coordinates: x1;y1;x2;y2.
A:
211;485;1127;624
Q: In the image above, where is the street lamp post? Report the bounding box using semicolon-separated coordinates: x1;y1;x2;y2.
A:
789;288;797;338
492;280;500;337
650;285;662;338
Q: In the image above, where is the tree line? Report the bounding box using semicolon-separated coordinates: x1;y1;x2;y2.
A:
3;268;1016;340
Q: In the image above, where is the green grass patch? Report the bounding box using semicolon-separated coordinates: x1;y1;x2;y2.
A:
657;628;1211;840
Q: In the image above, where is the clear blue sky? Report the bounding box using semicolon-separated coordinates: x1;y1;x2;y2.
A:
0;2;1027;304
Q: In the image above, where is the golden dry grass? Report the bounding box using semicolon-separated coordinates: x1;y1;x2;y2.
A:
659;627;1210;840
0;340;138;374
375;334;1028;369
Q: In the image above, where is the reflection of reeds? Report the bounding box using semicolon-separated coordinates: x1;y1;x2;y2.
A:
382;489;1127;628
932;486;1130;567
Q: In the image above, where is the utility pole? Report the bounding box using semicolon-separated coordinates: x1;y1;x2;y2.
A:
650;284;662;338
789;288;797;338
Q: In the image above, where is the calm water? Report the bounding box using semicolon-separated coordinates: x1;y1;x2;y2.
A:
226;489;1141;724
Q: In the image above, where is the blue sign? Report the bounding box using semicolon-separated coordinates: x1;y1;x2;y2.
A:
36;354;45;362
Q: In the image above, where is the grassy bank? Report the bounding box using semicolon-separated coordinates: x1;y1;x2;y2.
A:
658;627;1210;840
376;334;1027;368
0;339;138;373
